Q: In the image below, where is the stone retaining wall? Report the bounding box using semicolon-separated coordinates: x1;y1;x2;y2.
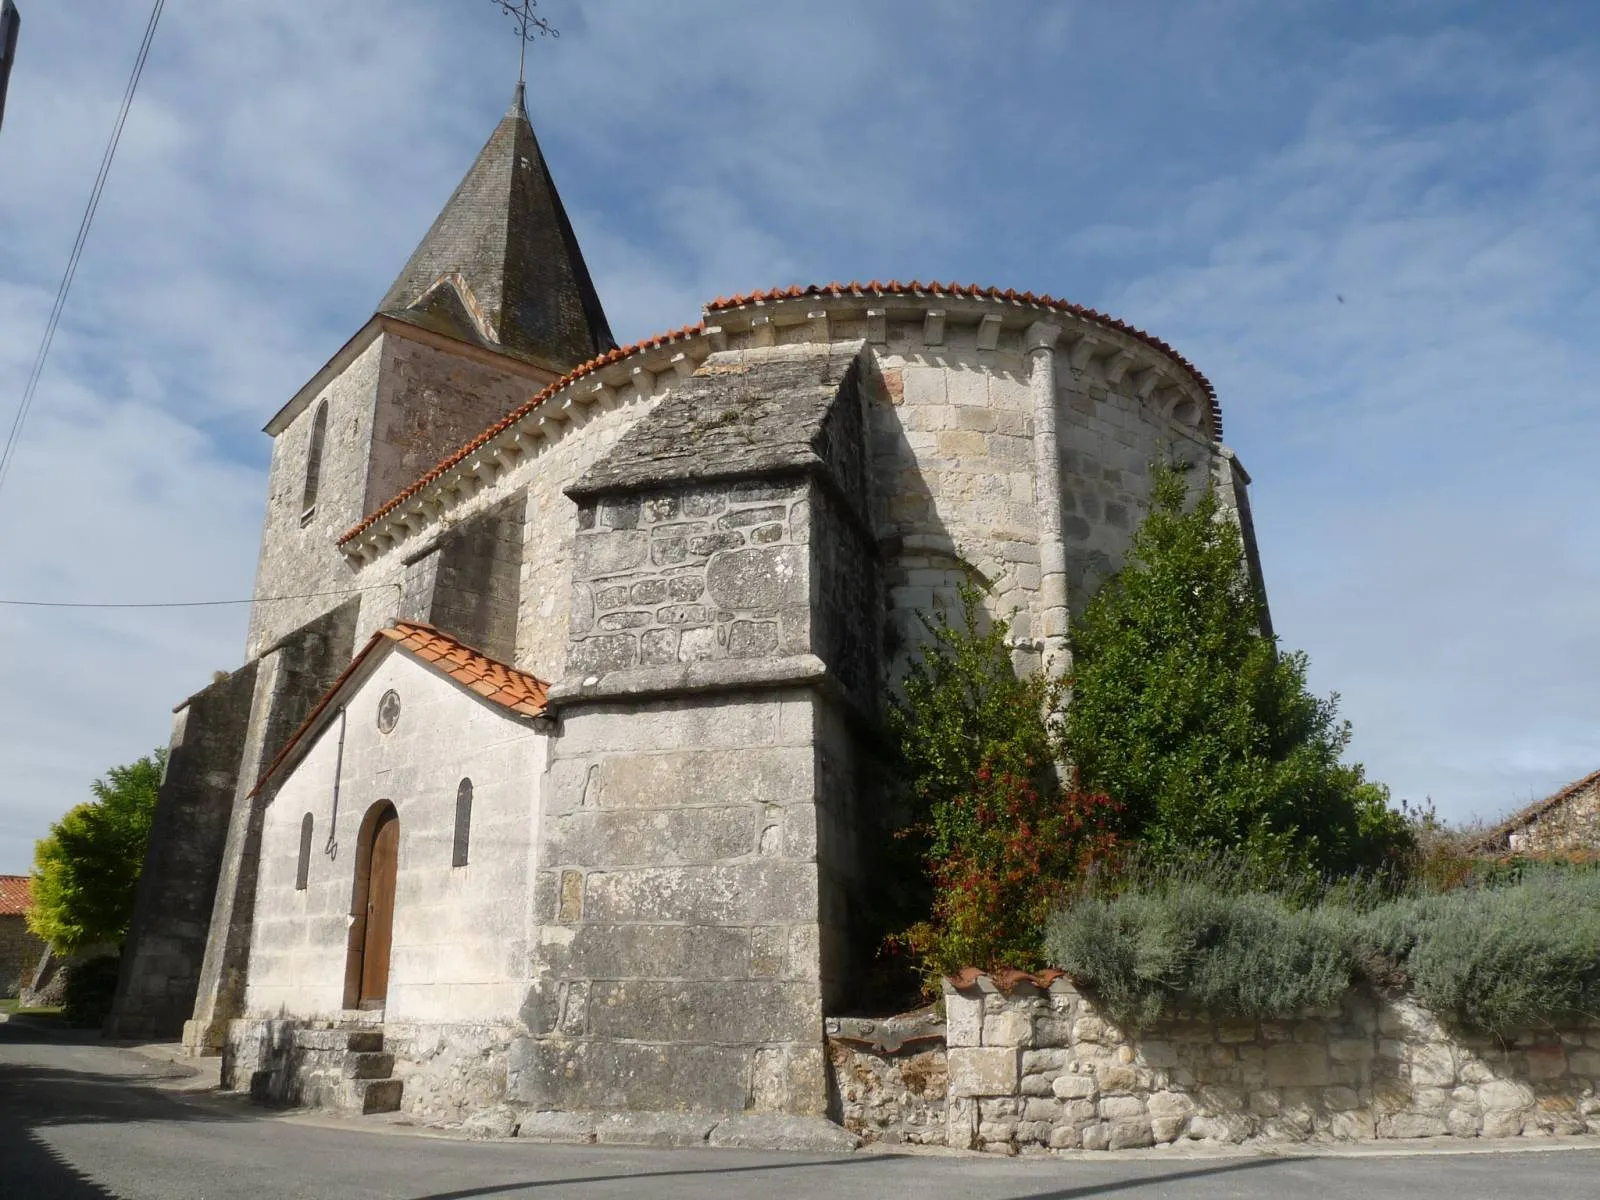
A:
830;977;1600;1152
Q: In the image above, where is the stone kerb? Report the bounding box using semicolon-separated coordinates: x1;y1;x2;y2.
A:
829;975;1600;1154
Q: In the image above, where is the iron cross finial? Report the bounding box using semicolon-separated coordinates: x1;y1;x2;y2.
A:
490;0;558;86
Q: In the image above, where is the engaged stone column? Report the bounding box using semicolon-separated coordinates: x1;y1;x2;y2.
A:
1025;321;1069;671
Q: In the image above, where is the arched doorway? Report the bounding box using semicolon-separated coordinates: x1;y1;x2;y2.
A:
344;801;399;1010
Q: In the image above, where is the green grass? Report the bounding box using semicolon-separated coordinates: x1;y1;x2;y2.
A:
0;997;63;1016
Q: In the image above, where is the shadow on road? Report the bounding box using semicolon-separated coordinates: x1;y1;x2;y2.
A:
999;1155;1285;1200
411;1154;898;1199
405;1146;1285;1200
0;1018;245;1200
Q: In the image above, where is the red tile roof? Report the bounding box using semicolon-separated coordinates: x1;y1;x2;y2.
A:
706;281;1220;433
341;282;1219;549
379;621;548;717
338;323;706;545
251;621;548;797
0;875;32;917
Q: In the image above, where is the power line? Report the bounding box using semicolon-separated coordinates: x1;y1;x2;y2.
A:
0;0;166;497
0;583;400;610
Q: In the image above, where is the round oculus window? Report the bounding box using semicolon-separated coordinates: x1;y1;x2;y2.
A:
376;689;401;734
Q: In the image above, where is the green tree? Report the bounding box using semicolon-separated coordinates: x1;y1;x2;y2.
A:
889;588;1122;979
1064;464;1410;878
27;749;166;953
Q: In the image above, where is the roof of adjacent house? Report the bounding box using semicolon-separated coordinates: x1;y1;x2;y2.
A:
1473;767;1600;851
0;875;32;916
251;621;549;798
376;83;616;374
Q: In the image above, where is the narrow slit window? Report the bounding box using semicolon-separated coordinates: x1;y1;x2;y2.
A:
300;400;328;523
296;813;314;890
453;778;473;868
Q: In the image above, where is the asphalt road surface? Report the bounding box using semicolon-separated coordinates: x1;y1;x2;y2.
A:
3;1019;1599;1199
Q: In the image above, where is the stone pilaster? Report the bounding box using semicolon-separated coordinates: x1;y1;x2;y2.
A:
1025;321;1069;672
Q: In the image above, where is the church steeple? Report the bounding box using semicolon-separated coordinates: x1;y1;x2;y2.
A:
377;84;617;374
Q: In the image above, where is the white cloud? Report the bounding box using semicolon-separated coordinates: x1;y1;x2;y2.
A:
1;2;1596;871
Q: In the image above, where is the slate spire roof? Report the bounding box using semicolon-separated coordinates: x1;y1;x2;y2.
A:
377;83;617;373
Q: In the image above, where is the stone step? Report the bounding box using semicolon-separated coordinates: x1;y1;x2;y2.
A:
344;1077;404;1115
345;1030;385;1054
343;1051;395;1080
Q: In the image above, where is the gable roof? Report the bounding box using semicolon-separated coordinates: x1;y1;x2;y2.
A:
252;621;549;798
0;875;32;917
1473;767;1600;852
567;343;861;500
377;84;616;375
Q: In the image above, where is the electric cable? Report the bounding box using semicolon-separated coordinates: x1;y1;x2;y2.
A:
0;582;401;610
0;0;167;496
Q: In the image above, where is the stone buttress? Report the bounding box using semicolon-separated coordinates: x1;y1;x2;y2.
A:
511;342;883;1116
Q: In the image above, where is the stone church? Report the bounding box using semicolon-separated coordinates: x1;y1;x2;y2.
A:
106;86;1266;1132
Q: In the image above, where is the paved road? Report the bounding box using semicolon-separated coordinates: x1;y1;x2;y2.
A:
3;1020;1599;1199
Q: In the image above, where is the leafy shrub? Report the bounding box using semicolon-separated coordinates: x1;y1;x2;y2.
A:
900;764;1122;979
1045;863;1600;1035
1401;868;1600;1035
1046;879;1355;1027
888;586;1121;982
61;955;122;1028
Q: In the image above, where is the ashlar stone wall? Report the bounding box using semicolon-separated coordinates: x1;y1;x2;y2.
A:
514;690;837;1116
566;480;812;681
833;977;1600;1152
249;325;553;660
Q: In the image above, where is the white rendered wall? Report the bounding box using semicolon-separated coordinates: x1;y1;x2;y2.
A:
245;650;545;1023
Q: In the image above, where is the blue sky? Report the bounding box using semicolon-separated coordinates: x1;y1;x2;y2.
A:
1;0;1597;873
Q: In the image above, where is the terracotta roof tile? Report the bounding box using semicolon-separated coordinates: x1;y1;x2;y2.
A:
251;621;549;796
947;967;1067;992
704;281;1219;433
0;874;33;916
342;281;1220;550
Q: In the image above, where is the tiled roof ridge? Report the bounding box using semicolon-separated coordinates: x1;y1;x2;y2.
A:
249;621;550;798
338;322;707;545
341;279;1219;548
1472;766;1600;849
706;280;1220;433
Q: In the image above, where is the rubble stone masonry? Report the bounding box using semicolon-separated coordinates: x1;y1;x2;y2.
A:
831;977;1600;1152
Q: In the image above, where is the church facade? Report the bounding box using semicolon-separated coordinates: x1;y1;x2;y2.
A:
107;86;1266;1131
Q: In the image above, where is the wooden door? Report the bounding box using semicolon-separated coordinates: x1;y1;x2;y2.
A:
358;808;399;1009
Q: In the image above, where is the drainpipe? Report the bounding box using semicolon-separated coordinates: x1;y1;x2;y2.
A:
1026;321;1069;673
325;707;346;859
